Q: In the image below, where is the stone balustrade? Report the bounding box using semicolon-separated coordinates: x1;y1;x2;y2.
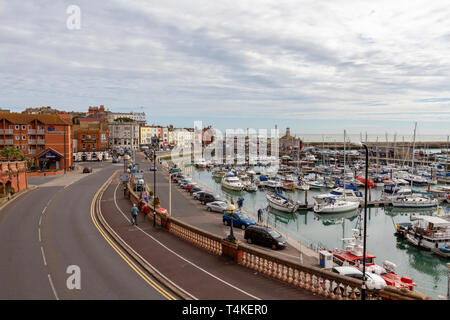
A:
126;182;430;301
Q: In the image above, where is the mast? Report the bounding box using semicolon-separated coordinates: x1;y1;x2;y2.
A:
411;122;417;188
343;130;346;195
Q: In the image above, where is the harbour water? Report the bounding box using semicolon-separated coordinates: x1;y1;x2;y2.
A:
175;161;450;299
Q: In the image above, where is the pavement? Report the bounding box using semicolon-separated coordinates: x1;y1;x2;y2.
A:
98;153;324;300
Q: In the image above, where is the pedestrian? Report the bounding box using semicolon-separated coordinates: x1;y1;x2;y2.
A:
123;184;128;198
142;203;150;219
131;204;139;226
257;208;263;223
230;197;234;205
237;197;244;209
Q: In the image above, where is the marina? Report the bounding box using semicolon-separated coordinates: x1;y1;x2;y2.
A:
167;144;450;298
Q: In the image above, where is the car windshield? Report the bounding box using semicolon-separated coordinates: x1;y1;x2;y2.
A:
239;214;250;220
268;230;281;238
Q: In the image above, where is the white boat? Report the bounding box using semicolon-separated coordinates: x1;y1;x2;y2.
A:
313;198;360;213
243;181;258;192
392;196;438;208
221;174;243;191
265;176;283;189
405;216;450;250
306;180;325;189
266;192;299;213
314;187;363;204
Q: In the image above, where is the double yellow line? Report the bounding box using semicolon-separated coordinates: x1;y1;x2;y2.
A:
90;175;176;300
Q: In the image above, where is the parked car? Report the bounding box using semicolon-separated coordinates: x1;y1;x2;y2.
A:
112;157;120;163
172;174;185;183
83;167;92;173
198;192;223;204
185;183;198;192
178;178;192;186
149;165;157;171
179;180;193;189
331;266;387;291
193;190;208;200
189;186;203;195
244;225;287;250
206;201;228;213
223;212;256;230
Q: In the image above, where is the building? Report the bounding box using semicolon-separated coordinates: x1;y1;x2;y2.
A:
279;127;302;151
107;112;146;125
109;119;140;151
0;114;73;171
0;161;28;195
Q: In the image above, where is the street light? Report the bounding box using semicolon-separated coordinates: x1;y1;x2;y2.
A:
226;203;236;242
353;141;369;301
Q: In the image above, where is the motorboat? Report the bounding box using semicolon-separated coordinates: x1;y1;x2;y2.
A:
431;244;450;258
265;191;299;213
243;181;258;192
221;174;243;191
265;176;283;189
306;180;325;189
405;215;450;251
313;197;360;213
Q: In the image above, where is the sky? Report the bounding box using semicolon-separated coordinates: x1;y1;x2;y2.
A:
0;0;449;137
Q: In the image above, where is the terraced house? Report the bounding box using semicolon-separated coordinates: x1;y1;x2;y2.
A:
0;113;73;172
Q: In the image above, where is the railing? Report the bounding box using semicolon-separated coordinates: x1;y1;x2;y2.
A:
37;139;45;144
28;129;36;134
4;139;13;145
37;129;45;134
0;129;13;134
28;139;36;144
125;183;430;301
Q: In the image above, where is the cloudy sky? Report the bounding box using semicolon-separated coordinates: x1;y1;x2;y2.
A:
0;0;449;137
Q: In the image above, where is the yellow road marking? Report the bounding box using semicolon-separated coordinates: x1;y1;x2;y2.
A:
90;175;176;300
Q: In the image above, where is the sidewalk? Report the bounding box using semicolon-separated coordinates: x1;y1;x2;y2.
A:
99;172;324;300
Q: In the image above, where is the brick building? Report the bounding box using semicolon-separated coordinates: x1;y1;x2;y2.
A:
0;114;73;171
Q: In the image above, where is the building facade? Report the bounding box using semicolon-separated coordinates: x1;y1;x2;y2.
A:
0;114;73;171
107;112;146;125
109;120;140;151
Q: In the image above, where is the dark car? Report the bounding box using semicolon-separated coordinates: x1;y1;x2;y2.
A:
198;192;223;205
83;167;92;173
193;190;208;200
244;225;287;250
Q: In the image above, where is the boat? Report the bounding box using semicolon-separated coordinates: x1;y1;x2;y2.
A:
221;174;244;191
265;191;299;213
392;196;438;208
404;215;450;251
313;197;360;213
314;187;363;204
431;244;450;259
306;180;325;189
243;181;258;192
332;229;416;290
265;176;283;189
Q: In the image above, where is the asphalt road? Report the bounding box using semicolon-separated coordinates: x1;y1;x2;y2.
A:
0;161;175;300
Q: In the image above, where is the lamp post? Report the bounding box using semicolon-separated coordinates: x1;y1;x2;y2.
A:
169;173;172;215
226;203;236;242
360;142;369;301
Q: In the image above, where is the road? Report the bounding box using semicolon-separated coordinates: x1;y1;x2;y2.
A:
0;161;177;300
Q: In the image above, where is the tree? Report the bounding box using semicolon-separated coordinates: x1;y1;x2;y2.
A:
1;146;24;161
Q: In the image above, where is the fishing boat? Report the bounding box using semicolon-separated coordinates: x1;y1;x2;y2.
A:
332;229;416;290
221;174;243;191
313;197;360;213
265;191;299;213
404;215;450;250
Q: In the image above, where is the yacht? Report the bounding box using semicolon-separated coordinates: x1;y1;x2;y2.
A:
314;187;363;204
221;174;243;191
392;196;438;208
266;192;299;213
313;197;360;213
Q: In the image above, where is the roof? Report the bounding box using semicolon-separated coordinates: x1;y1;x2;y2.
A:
411;216;450;227
0;113;71;125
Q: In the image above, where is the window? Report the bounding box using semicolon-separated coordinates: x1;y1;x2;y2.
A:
22;125;26;130
15;136;20;140
28;125;32;130
82;135;86;140
82;144;86;150
22;145;26;150
15;125;19;130
22;135;26;140
92;144;96;150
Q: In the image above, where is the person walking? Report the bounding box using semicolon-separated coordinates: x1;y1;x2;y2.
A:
237;197;244;210
131;204;139;226
257;208;263;223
